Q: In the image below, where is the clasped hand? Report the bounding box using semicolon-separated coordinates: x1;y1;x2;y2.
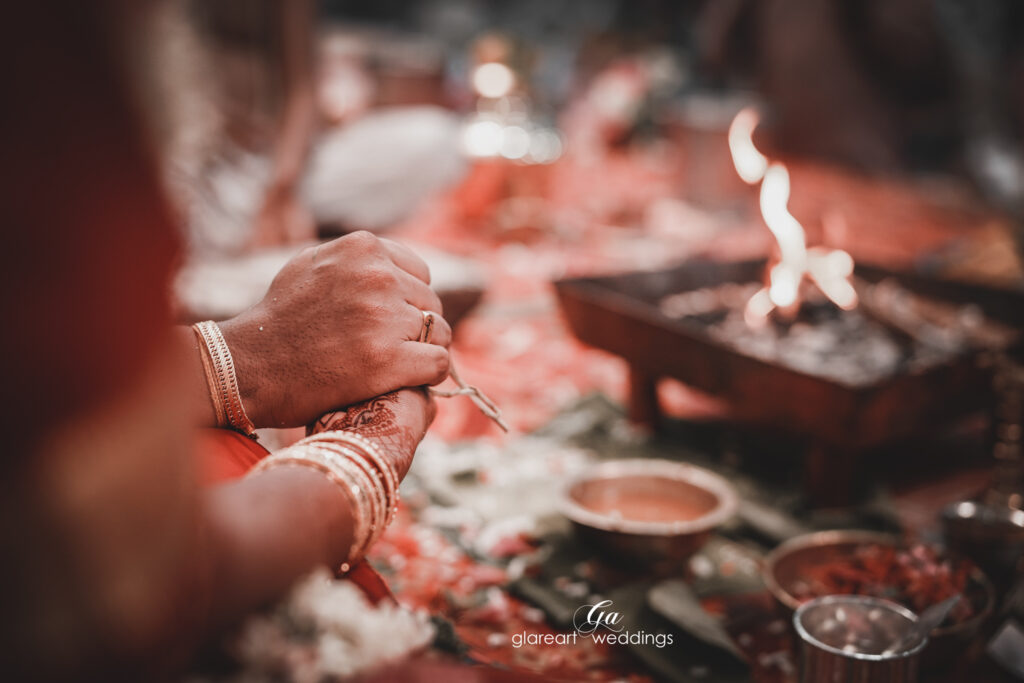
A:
218;231;452;428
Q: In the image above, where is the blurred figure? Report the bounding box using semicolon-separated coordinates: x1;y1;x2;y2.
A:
148;0;318;255
0;3;451;680
148;0;467;252
697;0;1024;175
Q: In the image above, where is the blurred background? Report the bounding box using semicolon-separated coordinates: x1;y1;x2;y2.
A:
143;0;1024;259
149;0;1024;439
122;1;1024;680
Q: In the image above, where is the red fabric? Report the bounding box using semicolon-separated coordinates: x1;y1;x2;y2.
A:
344;561;396;606
196;429;269;486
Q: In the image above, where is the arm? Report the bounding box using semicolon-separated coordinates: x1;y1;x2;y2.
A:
198;388;433;629
250;0;318;247
267;0;316;197
200;464;355;625
19;358;431;681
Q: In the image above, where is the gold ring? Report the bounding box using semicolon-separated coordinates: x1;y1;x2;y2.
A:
418;310;435;344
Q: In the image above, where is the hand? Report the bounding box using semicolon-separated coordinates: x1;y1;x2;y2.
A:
218;232;452;428
310;388;435;480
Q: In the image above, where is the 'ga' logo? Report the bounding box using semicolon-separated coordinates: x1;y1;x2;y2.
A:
573;599;625;634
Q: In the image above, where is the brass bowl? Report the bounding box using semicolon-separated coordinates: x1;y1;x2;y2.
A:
762;530;996;668
561;459;738;567
763;530;899;611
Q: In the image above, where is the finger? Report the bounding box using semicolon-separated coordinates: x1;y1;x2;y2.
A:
426;313;452;349
395;268;443;314
403;305;452;348
380;238;431;284
397;385;435;419
423;389;438;426
393;342;450;386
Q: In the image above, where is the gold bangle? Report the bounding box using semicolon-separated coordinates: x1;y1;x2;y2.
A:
311;442;389;514
306;433;399;511
192;321;258;439
321;442;397;546
322;431;400;522
251;450;370;566
193;327;227;427
247;432;402;572
305;443;387;553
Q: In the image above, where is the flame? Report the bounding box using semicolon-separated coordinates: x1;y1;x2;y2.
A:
730;109;858;324
728;107;768;184
807;247;858;310
759;165;807;274
744;287;775;329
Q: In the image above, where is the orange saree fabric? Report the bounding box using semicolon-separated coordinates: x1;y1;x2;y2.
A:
196;429;269;486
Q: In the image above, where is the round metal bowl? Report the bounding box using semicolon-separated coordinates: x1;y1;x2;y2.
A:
561;459;738;567
942;500;1024;587
762;530;996;668
763;530;899;612
795;595;927;678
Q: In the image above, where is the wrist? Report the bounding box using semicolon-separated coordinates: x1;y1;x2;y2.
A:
192;320;258;438
251;433;400;572
211;317;273;429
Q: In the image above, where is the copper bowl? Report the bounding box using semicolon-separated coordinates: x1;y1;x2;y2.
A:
762;530;996;668
561;459;738;567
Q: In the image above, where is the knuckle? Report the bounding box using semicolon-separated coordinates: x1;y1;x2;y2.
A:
419;260;433;285
344;230;381;252
432;350;451;380
413;284;442;314
311;253;335;275
363;265;396;289
438;323;453;348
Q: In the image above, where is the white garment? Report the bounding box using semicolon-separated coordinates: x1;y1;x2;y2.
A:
303;106;467;231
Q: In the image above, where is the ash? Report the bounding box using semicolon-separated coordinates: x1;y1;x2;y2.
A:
663;286;962;386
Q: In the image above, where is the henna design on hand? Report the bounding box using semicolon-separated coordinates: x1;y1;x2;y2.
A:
309;391;423;478
311;394;400;437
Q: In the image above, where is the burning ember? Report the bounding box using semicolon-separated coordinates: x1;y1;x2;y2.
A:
728;108;858;327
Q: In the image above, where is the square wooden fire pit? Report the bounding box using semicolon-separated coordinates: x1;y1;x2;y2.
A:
555;260;1024;504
